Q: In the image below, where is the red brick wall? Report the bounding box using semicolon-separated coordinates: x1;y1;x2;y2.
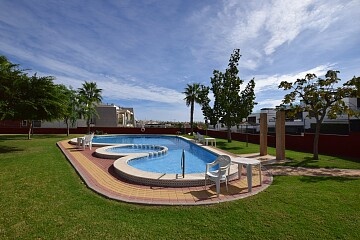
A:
201;129;359;160
0;126;358;160
0;127;183;135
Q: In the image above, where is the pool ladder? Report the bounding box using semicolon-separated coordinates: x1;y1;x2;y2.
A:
180;149;185;178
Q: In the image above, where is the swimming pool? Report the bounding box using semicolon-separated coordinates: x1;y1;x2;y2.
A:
86;134;238;187
93;135;218;174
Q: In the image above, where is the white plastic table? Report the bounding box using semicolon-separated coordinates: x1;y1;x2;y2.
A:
231;157;262;192
204;137;216;147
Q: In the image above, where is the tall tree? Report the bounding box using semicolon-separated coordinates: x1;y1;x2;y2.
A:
345;76;360;97
0;55;25;120
183;83;208;135
197;85;214;127
59;85;80;136
0;56;67;139
208;49;256;142
78;81;102;133
16;75;67;139
278;70;359;160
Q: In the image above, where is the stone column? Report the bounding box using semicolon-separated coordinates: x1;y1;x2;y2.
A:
259;113;268;156
276;110;286;160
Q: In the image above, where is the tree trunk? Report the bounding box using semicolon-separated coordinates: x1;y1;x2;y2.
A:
227;126;232;143
313;121;321;160
66;120;70;136
190;101;194;136
27;120;32;140
87;118;91;134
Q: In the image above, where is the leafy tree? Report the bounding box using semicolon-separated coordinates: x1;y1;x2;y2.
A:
197;85;214;127
78;81;102;133
183;83;209;136
0;55;26;119
59;85;80;136
0;56;68;139
345;76;360;97
278;70;359;160
205;49;256;142
16;75;67;139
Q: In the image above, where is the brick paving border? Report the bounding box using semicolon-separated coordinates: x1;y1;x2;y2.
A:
57;140;273;205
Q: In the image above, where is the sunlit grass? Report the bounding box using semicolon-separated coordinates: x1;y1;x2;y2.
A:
186;134;360;169
0;134;359;239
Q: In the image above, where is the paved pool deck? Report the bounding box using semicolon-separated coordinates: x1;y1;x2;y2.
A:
57;140;273;205
57;140;360;206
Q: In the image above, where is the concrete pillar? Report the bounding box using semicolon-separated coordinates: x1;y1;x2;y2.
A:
276;110;286;160
259;113;268;156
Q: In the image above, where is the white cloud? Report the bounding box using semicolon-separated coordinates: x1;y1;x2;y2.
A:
188;0;347;71
1;0;359;121
264;0;341;55
100;80;184;104
253;64;335;93
1;40;185;105
255;98;284;111
251;64;338;111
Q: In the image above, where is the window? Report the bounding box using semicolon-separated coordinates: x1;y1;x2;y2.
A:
21;120;27;126
247;116;256;124
33;120;41;128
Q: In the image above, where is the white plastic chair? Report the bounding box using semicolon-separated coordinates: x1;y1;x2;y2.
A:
82;133;94;150
194;132;199;141
197;132;205;144
204;155;231;197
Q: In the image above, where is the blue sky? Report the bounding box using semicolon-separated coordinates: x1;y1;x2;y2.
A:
1;0;359;122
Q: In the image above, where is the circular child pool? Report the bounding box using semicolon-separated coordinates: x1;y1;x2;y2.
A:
94;135;217;174
91;135;237;187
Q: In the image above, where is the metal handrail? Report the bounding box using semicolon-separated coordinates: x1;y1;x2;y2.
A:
181;149;185;178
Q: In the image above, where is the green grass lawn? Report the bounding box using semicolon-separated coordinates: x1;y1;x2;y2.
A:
1;134;359;239
195;135;360;169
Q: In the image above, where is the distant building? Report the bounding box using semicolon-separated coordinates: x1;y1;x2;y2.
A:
94;104;135;127
117;107;135;127
0;103;135;129
244;97;360;134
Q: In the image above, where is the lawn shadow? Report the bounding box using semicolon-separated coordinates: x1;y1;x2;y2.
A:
283;155;360;168
283;156;319;168
216;142;244;152
32;134;70;139
299;175;359;183
0;135;28;142
0;145;24;154
0;134;71;142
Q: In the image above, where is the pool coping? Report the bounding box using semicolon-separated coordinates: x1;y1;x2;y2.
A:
72;135;240;187
61;137;273;205
94;143;239;187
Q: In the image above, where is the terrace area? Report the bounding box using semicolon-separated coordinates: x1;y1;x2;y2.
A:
58;140;273;205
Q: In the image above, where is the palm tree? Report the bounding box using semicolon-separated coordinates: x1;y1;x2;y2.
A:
78;81;102;133
183;83;203;136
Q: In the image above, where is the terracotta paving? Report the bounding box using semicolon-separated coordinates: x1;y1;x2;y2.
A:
57;140;273;205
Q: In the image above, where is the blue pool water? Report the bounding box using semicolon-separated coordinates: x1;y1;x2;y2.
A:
108;146;156;153
93;135;218;174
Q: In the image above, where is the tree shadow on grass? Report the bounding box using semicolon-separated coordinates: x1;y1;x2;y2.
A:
0;145;24;154
283;156;319;168
284;155;360;168
0;135;28;142
299;175;358;183
0;134;70;142
216;142;245;152
0;135;26;153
